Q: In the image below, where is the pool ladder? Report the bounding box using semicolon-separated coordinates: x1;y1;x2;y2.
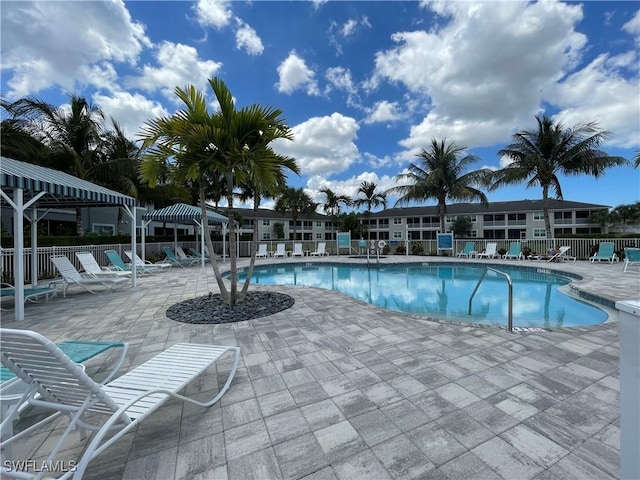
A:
468;267;513;332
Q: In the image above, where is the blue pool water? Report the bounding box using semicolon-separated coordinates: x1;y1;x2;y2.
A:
237;263;608;328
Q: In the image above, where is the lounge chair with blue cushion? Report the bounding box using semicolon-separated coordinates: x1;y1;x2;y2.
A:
76;252;132;279
456;242;476;258
123;250;171;271
162;247;199;267
190;248;213;262
51;255;129;297
0;283;57;311
589;242;618;263
105;250;158;275
502;242;523;260
0;329;240;480
623;247;640;272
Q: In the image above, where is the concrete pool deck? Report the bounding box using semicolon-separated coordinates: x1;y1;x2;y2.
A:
1;255;635;479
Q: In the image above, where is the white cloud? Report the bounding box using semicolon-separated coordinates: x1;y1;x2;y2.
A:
622;9;640;36
370;1;588;152
93;91;169;138
126;42;222;101
364;100;402;124
342;19;358;37
311;0;328;11
325;67;356;94
1;0;150;98
235;21;264;55
276;51;319;95
272;113;360;176
546;54;640;149
194;0;232;29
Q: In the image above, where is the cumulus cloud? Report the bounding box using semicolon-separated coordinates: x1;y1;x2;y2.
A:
271;113;360;176
342;19;358;37
126;42;222;101
622;9;640;37
194;0;232;29
235;21;264;55
1;0;150;98
276;51;320;95
93;91;169;138
370;1;589;154
364;100;402;124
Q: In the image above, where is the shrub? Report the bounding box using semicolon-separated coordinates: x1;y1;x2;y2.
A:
411;243;424;255
395;244;406;255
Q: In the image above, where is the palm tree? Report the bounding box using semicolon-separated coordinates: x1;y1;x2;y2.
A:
491;114;629;239
274;187;317;241
387;139;492;233
320;187;352;229
353;181;387;240
140;78;295;306
2;96;106;235
610;203;640;233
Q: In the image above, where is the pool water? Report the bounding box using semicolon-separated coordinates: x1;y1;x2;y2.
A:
238;263;608;328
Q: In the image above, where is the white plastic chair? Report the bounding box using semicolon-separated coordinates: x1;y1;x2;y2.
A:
273;243;286;258
51;256;129;297
0;329;240;480
311;242;328;256
256;244;269;258
123;250;171;270
76;252;132;279
548;246;576;263
292;243;304;257
476;242;498;259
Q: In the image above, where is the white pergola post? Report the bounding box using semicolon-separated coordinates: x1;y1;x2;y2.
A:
222;222;228;262
122;206;138;288
194;219;206;269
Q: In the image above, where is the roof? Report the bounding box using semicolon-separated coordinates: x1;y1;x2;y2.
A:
142;203;229;223
225;208;330;221
1;156;136;208
369;199;610;218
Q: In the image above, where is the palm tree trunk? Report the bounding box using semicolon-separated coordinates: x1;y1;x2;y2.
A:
438;201;446;233
542;186;552;240
200;186;229;303
239;196;260;300
226;171;237;307
76;207;84;236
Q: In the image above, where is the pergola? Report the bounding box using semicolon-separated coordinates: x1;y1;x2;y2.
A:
0;157;138;321
141;203;230;268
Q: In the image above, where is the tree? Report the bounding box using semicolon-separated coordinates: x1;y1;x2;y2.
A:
491;114;629;239
339;212;365;239
274;187;317;240
451;216;473;237
140;78;295;306
320;187;352;233
588;209;611;232
353;181;386;240
387;139;491;233
273;222;285;239
610;203;640;233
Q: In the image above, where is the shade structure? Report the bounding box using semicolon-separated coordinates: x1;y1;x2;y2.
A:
1;157;138;321
141;203;230;267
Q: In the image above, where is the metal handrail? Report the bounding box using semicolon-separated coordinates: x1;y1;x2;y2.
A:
468;267;513;332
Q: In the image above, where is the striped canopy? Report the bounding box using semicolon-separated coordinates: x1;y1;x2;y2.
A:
1;157;136;207
142;203;229;224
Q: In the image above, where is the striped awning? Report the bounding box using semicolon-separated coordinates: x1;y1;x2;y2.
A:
0;157;136;207
142;203;229;224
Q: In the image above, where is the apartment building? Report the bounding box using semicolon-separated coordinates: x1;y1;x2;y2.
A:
232;199;608;242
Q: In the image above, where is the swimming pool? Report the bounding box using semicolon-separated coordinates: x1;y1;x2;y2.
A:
237;263;608;328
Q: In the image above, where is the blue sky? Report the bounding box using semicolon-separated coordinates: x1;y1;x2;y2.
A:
2;0;639;212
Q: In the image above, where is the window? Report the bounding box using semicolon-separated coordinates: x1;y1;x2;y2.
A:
393;231;403;239
378;231;389;240
410;231;421;240
393;218;402;225
316;221;323;227
446;215;456;223
533;228;546;238
422;231;436;240
470;230;478;238
316;232;323;239
469;215;477;223
92;224;114;235
407;217;420;226
533;211;544;220
262;219;271;226
262;232;271;240
378;219;389;227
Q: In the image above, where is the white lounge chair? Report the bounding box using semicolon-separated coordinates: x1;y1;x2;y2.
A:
273;243;286;258
123;250;171;270
76;252;132;279
0;329;240;480
547;246;576;263
292;243;304;257
256;244;269;258
311;242;328;256
476;242;498;259
51;255;129;297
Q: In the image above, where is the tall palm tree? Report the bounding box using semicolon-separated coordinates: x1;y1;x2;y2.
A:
387;139;492;233
491;114;629;239
353;181;387;240
610;203;640;233
274;187;317;241
140;77;295;306
320;187;352;228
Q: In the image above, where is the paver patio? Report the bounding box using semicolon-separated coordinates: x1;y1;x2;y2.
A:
1;255;633;479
